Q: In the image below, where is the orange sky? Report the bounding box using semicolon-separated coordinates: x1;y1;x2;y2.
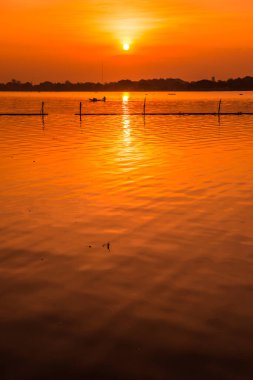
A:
1;0;253;82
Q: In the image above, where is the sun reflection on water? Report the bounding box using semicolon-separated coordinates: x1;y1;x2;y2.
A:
123;94;129;103
122;93;131;145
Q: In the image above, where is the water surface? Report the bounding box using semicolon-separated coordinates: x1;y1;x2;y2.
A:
0;92;253;380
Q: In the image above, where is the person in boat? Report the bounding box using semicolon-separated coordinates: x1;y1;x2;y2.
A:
89;96;106;102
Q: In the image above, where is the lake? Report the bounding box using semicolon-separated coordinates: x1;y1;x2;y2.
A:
0;91;253;380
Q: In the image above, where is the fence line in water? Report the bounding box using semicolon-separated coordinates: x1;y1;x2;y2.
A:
76;99;253;117
0;102;48;117
0;99;253;117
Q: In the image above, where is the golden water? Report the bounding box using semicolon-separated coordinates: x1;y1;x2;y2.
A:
0;92;253;379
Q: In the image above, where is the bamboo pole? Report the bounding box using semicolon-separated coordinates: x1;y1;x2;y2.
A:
79;101;82;121
218;99;222;115
143;97;146;116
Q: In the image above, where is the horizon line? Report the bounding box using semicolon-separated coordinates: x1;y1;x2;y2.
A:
1;75;253;85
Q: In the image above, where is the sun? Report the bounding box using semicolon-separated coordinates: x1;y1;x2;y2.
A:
123;43;130;51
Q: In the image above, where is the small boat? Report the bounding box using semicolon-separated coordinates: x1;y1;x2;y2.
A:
89;96;106;102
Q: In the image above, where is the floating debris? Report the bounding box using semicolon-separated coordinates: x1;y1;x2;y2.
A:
102;242;111;252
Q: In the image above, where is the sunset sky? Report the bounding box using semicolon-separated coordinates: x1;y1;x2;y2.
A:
1;0;253;83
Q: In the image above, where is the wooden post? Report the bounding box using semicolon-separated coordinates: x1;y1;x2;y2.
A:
79;101;82;121
143;97;146;116
218;99;221;115
41;102;44;115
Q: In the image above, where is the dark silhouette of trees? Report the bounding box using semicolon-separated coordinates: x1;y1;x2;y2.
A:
1;76;253;91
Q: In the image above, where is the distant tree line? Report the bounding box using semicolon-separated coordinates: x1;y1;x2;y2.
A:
1;77;253;91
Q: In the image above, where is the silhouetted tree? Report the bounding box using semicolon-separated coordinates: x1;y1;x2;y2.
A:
1;77;253;91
